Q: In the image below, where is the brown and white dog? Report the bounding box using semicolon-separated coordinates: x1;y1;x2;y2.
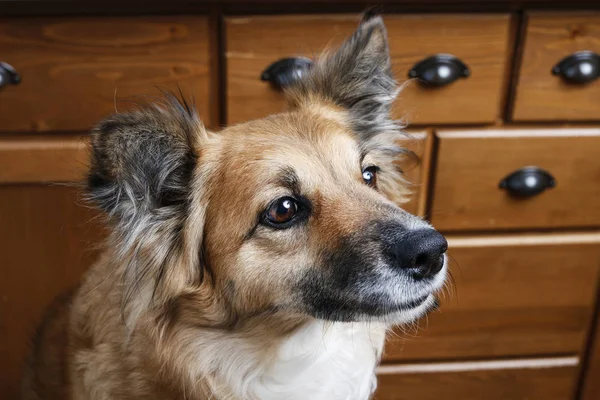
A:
22;14;447;400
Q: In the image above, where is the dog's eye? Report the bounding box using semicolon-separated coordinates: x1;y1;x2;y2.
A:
362;166;378;188
265;197;299;225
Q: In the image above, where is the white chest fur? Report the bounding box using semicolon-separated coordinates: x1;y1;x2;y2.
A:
208;321;387;400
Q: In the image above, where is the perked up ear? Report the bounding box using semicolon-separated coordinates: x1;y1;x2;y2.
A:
286;13;399;139
287;14;417;207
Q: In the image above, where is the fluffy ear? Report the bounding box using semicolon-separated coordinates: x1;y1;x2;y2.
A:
288;14;415;206
88;96;200;218
87;95;207;324
286;14;399;139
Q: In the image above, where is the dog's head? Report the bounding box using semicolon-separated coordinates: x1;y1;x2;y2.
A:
88;15;447;328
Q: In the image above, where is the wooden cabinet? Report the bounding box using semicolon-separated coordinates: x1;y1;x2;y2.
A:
375;358;578;400
384;233;600;361
513;13;600;122
2;3;600;400
0;16;213;132
430;128;600;231
0;185;105;399
226;14;512;125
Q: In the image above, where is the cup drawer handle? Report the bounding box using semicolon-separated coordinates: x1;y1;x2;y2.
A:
260;57;313;90
499;167;556;197
0;62;21;89
408;54;470;87
552;51;600;84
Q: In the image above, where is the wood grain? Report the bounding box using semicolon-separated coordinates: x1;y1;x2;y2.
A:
513;12;600;122
0;134;90;183
0;185;105;399
375;360;577;400
0;16;213;132
225;14;511;125
384;232;600;361
580;289;600;400
397;130;432;217
430;128;600;231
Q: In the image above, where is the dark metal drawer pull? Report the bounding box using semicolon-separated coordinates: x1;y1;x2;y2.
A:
499;167;556;197
552;51;600;84
260;57;313;90
408;54;470;88
0;62;21;90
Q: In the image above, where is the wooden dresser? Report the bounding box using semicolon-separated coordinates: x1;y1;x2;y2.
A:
1;1;600;399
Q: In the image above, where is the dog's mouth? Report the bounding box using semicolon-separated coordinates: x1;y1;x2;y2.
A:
399;294;431;310
372;293;439;325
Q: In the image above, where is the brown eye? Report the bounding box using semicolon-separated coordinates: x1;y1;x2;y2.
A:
362;166;378;188
265;197;299;225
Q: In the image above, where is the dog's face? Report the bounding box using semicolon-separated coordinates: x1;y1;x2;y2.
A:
201;112;446;324
88;16;447;327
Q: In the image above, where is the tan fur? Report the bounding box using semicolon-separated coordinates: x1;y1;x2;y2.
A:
23;107;386;399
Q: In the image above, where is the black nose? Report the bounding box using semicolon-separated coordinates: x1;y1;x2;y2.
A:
394;229;448;279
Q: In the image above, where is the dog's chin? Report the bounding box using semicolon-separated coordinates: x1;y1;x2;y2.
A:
351;260;447;325
302;291;439;325
361;293;439;325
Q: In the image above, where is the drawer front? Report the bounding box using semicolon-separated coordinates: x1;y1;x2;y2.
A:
397;131;433;217
0;131;431;193
0;17;212;132
384;233;600;361
513;13;600;122
430;129;600;231
375;358;578;400
0;134;89;183
226;14;511;125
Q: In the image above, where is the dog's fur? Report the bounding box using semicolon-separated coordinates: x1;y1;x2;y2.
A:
22;15;447;400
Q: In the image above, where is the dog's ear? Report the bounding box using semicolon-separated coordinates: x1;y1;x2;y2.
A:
289;15;415;206
87;94;208;325
287;14;398;139
88;95;201;221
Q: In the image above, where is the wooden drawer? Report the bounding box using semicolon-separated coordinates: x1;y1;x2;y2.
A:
513;13;600;122
0;17;212;132
384;233;600;361
375;358;578;400
0;132;433;192
226;14;511;125
430;129;600;231
0;134;89;183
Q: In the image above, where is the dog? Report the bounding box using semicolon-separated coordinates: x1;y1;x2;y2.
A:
22;14;447;400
